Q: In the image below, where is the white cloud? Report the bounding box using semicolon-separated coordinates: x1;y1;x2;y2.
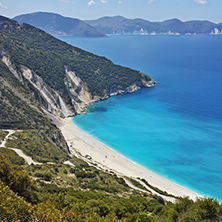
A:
118;0;122;4
101;0;107;3
59;0;69;3
147;0;153;4
88;0;96;6
194;0;207;5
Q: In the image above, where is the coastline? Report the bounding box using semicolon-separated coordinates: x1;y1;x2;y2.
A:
55;116;203;201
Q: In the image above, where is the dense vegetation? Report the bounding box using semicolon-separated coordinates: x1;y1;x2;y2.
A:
0;129;8;140
0;154;222;221
0;147;25;165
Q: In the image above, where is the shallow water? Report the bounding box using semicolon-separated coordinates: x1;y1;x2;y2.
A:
58;35;222;200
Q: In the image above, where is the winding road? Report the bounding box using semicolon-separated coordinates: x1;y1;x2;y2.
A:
0;130;41;165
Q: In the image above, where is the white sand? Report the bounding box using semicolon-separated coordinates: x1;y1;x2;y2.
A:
57;116;203;201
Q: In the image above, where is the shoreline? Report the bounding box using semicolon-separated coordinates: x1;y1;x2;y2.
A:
55;116;203;201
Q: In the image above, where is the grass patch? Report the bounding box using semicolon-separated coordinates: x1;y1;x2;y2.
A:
23;156;131;196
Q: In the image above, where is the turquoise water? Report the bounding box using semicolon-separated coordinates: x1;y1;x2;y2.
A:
58;35;222;200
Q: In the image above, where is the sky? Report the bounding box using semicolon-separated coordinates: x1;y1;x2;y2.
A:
0;0;221;23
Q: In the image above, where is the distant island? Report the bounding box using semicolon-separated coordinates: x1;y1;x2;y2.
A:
13;12;222;37
85;16;222;35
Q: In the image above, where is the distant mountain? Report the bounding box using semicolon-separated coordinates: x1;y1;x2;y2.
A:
13;13;222;36
13;12;106;37
85;16;222;35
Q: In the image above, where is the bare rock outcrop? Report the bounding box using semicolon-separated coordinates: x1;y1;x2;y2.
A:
21;65;74;118
64;66;92;114
65;65;156;115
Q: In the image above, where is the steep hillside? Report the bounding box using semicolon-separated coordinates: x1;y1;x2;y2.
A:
85;16;220;35
13;12;106;37
0;15;156;118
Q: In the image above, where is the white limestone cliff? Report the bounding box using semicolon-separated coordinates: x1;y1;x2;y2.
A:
1;52;156;118
21;65;74;118
64;66;92;114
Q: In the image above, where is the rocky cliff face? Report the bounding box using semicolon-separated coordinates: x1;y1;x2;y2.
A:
1;52;74;118
1;51;156;119
64;66;156;115
64;66;92;115
108;78;156;96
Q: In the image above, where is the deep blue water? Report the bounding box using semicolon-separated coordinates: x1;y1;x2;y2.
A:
58;35;222;200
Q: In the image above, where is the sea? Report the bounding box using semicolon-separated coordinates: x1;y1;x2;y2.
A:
58;35;222;200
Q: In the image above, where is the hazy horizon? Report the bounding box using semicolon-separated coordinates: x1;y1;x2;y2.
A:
1;0;222;23
11;11;222;24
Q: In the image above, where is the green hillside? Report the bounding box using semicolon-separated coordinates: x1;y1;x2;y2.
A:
0;15;152;102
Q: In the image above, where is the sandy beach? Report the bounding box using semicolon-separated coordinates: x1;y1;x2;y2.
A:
57;116;203;201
